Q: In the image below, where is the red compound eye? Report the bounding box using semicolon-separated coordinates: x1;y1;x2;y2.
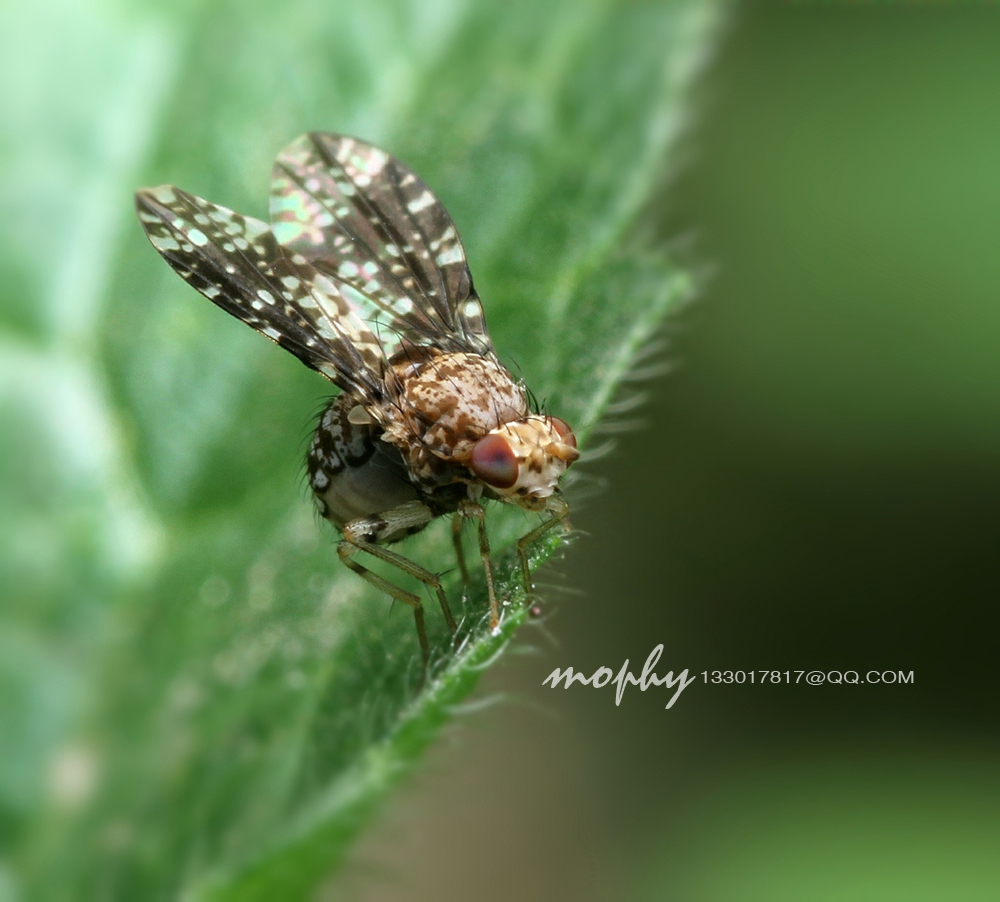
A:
470;433;519;489
549;417;577;448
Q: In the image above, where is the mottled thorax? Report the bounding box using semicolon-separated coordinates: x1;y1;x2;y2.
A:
381;350;528;469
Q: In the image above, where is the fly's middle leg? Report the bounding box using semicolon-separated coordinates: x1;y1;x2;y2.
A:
456;499;501;632
451;513;470;587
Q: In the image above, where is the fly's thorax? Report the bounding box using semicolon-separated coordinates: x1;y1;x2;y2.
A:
469;416;579;509
381;349;528;466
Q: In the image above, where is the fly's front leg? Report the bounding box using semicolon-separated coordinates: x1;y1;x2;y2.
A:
517;495;570;602
456;499;500;632
339;501;457;667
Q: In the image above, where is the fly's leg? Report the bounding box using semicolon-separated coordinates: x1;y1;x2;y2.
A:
516;495;570;603
456;500;501;631
339;502;458;668
451;513;470;587
338;542;430;667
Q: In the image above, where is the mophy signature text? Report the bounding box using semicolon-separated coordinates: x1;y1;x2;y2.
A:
542;644;695;709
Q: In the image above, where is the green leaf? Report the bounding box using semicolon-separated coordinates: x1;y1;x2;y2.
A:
0;0;721;897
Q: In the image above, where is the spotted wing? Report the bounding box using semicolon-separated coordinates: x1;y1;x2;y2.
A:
135;185;390;404
269;132;492;359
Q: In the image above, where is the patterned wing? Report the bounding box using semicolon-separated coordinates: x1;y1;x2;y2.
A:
135;185;390;404
269;132;492;359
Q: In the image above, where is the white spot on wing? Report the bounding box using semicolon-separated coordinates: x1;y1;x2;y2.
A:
150;235;180;252
436;245;464;266
407;191;434;213
244;218;270;239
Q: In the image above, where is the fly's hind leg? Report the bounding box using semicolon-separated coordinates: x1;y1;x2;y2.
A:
516;495;570;604
339;501;458;668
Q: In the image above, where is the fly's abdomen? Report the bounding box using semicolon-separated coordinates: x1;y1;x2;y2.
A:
308;395;420;527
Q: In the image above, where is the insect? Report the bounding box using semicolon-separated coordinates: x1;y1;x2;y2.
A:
135;132;579;666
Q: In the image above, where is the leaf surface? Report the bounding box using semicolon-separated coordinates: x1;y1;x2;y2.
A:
0;0;721;897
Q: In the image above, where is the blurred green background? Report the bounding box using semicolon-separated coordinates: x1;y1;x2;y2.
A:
3;1;1000;900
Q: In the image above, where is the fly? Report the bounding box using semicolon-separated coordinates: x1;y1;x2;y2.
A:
135;133;579;666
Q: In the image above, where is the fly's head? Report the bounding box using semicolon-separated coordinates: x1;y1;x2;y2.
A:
468;415;579;510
